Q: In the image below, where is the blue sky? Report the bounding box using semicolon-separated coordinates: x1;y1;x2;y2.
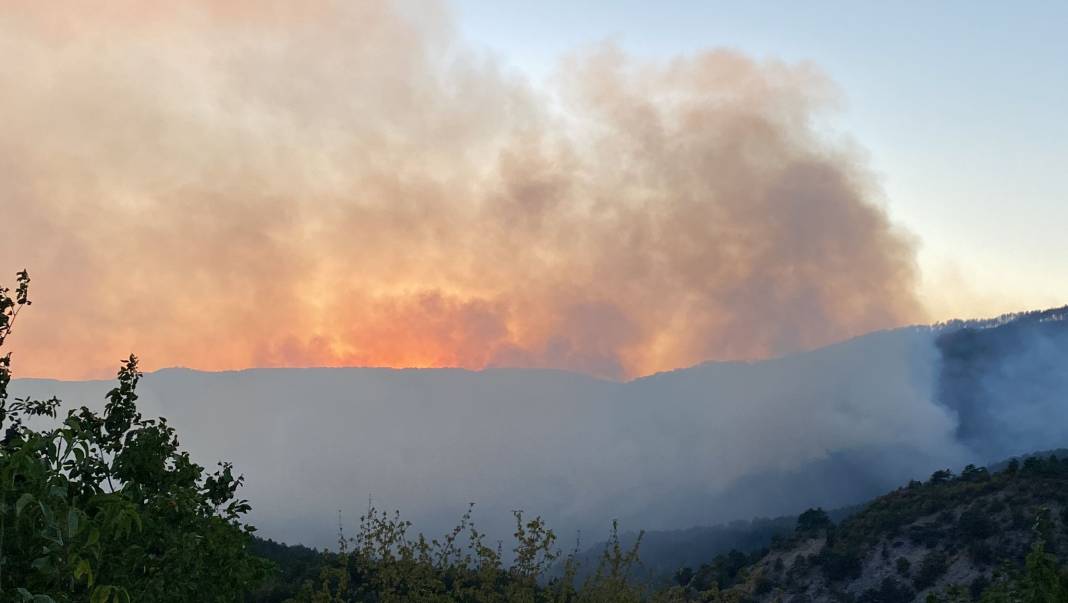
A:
452;0;1068;319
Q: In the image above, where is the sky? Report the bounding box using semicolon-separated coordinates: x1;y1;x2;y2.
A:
1;1;1065;380
451;0;1068;319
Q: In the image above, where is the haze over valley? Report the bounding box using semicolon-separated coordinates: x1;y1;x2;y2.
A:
12;309;1068;551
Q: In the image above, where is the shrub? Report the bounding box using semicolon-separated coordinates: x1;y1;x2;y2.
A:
968;541;994;566
912;550;948;590
796;508;833;534
929;470;954;485
0;272;269;601
818;546;863;582
959;508;997;542
858;577;914;603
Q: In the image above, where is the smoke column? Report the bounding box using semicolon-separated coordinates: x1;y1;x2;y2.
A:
0;0;922;379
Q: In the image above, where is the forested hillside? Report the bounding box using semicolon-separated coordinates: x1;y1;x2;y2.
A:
696;456;1068;602
566;507;864;586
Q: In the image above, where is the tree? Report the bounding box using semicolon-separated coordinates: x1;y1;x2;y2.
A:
1006;459;1020;475
960;464;990;482
928;469;954;485
913;551;948;590
0;271;269;601
796;508;832;534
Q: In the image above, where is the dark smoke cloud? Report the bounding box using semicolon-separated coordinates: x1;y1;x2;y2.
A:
0;0;922;379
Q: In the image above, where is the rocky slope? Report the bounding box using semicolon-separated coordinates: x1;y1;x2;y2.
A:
681;455;1068;602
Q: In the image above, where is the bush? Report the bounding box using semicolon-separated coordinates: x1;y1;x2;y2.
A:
818;546;863;582
280;506;650;602
754;575;773;595
0;272;269;601
912;550;948;590
969;574;989;600
968;540;994;566
959;508;997;542
929;470;954;485
796;508;833;534
857;577;914;603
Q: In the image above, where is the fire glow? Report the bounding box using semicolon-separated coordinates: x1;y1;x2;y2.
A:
0;1;921;380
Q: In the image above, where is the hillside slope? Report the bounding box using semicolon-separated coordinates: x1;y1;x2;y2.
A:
8;306;1068;549
700;455;1068;602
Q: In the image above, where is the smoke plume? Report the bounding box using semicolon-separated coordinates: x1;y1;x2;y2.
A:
0;0;921;379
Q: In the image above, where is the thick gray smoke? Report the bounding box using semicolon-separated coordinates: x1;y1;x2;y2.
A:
15;312;1068;549
0;0;921;381
11;327;967;549
935;309;1068;462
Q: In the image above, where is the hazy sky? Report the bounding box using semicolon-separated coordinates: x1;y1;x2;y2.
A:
452;0;1068;319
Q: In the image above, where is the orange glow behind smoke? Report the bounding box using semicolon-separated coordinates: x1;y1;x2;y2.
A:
0;1;923;380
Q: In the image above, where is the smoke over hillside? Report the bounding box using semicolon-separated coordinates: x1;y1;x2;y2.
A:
11;311;1068;550
936;307;1068;460
0;0;921;379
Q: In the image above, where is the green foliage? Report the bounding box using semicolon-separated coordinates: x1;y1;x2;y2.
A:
0;272;269;601
795;509;832;535
811;457;1068;560
976;510;1068;602
270;505;649;602
817;546;863;583
929;470;955;485
958;508;996;543
708;455;1068;601
249;539;328;602
674;547;765;600
960;464;990;483
249;446;1068;603
912;550;948;590
572;512;799;586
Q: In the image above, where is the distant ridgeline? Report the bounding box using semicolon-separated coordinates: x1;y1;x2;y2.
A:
932;304;1068;461
931;305;1068;333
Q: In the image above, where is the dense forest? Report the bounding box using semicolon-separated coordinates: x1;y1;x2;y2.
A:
5;272;1068;602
